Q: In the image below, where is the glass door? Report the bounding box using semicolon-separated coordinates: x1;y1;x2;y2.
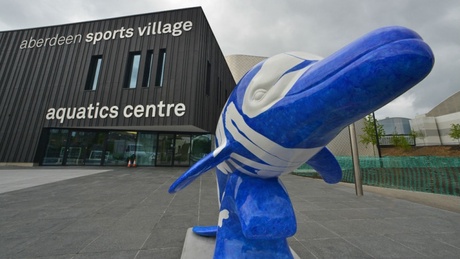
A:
136;133;158;166
156;134;175;166
190;134;212;165
84;132;107;165
105;131;137;166
174;134;191;166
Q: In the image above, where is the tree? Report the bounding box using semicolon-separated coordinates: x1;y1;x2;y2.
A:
359;114;385;147
390;134;412;151
449;123;460;145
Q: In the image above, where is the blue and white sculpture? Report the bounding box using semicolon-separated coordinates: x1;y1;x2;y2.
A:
169;26;434;258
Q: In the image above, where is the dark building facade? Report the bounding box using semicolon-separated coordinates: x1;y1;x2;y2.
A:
0;7;235;167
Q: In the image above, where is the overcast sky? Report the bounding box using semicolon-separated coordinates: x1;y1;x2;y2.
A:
1;0;458;120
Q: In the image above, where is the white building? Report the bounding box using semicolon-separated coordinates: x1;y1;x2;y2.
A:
410;91;460;146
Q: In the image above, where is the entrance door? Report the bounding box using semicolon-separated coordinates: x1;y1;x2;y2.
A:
190;134;212;165
156;134;175;166
84;131;106;165
136;133;158;166
105;131;137;166
174;134;191;166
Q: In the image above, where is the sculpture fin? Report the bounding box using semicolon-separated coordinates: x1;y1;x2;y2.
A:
306;147;342;184
192;225;218;237
169;144;232;193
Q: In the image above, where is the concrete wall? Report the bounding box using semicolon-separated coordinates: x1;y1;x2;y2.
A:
436;112;460;145
410;112;460;146
410;115;442;146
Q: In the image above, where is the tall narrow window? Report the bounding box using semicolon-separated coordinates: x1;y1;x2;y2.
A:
125;52;141;89
85;55;102;90
155;48;167;87
205;61;211;96
142;50;154;87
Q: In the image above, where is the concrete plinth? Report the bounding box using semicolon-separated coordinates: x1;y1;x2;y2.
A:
180;228;300;259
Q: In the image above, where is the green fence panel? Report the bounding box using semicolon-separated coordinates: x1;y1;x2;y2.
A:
293;156;460;196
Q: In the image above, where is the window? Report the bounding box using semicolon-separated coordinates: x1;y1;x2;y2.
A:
85;55;102;90
125;52;141;89
142;50;154;87
155;48;167;87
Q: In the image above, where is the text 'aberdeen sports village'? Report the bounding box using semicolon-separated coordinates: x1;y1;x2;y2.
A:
19;20;193;49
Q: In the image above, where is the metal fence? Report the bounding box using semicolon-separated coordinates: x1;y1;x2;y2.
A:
293;156;460;196
379;134;416;146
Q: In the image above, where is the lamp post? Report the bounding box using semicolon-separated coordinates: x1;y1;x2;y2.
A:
349;122;363;196
372;112;382;158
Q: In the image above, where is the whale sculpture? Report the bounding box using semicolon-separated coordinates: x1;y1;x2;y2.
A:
169;26;434;258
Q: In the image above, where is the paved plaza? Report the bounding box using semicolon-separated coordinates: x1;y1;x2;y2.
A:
0;166;459;258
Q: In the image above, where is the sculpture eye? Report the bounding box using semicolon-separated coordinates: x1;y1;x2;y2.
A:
253;89;267;101
242;52;320;118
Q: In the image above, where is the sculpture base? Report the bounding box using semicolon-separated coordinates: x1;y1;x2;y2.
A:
181;228;300;259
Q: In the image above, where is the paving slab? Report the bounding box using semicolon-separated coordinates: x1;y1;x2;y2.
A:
0;166;458;259
0;168;110;194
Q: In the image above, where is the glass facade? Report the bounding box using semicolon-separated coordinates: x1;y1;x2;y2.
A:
66;131;106;165
105;131;137;166
156;133;175;166
190;134;212;165
174;134;191;166
379;117;412;135
136;132;157;166
42;130;108;165
41;129;211;167
42;129;69;165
